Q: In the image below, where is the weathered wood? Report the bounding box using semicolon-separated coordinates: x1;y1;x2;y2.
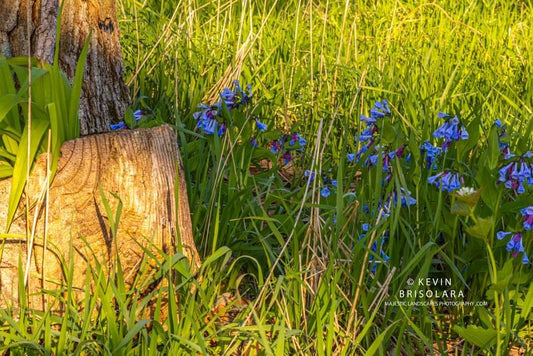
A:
0;125;200;311
0;0;130;134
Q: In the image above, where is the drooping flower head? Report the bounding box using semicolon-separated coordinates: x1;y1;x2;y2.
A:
268;133;307;165
320;173;337;198
420;141;442;169
193;81;253;135
428;171;463;192
392;188;417;207
432;113;469;150
497;152;533;195
497;231;529;264
494;120;513;159
255;118;268;131
520;206;533;230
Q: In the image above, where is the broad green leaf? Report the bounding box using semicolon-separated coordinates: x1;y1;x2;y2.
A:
451;200;471;216
465;216;493;239
68;33;91;139
5;118;50;231
0;95;26;126
0;163;13;179
453;325;499;349
124;107;136;129
0;57;21;133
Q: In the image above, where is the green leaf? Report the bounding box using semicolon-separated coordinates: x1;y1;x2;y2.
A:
5;118;50;231
0;163;13;179
112;319;151;353
487;126;501;170
487;259;513;294
68;33;91;139
451;200;472;216
453;325;499;349
0;95;26;126
520;282;533;320
465;216;493;239
124;107;136;129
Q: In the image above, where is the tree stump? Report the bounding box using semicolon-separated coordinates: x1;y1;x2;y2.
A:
0;125;200;311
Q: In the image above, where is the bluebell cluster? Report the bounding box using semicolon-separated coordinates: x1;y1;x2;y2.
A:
427;171;463;192
420;141;442;169
304;170;336;198
421;112;469;192
392;188;417;207
494;120;512;159
432;112;469;150
497;231;529;264
359;223;390;274
494;206;532;265
268;133;308;165
349;100;391;162
193;81;253;135
497;152;533;195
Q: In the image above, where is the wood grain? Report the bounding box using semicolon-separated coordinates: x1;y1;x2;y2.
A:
0;125;200;311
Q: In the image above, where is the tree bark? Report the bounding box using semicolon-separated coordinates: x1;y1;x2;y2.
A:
0;125;200;311
0;0;130;134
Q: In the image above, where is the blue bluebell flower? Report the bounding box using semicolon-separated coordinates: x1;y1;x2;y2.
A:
217;123;227;136
193;104;220;135
319;174;337;198
497;153;533;194
220;87;236;109
360;115;376;127
496;231;512;240
304;170;316;182
202;117;217;135
420;141;442;169
234;80;253;105
373;100;391;115
269;140;281;154
133;109;145;121
110;121;126;130
283;153;292;165
347;153;356;163
496;231;529;264
520;206;533;230
393;188;417;207
428;171;463;192
289;133;307;147
494;119;513;158
255;118;267;131
193;81;253;134
358;126;377;142
250;137;258;148
432;114;469;150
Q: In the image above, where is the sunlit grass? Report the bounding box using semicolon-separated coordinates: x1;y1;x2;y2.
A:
1;0;532;354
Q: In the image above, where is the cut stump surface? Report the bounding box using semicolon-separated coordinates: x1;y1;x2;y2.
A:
0;125;200;311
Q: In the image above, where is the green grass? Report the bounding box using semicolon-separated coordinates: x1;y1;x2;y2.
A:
1;0;533;355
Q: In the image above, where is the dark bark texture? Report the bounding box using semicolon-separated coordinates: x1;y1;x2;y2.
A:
0;0;130;135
